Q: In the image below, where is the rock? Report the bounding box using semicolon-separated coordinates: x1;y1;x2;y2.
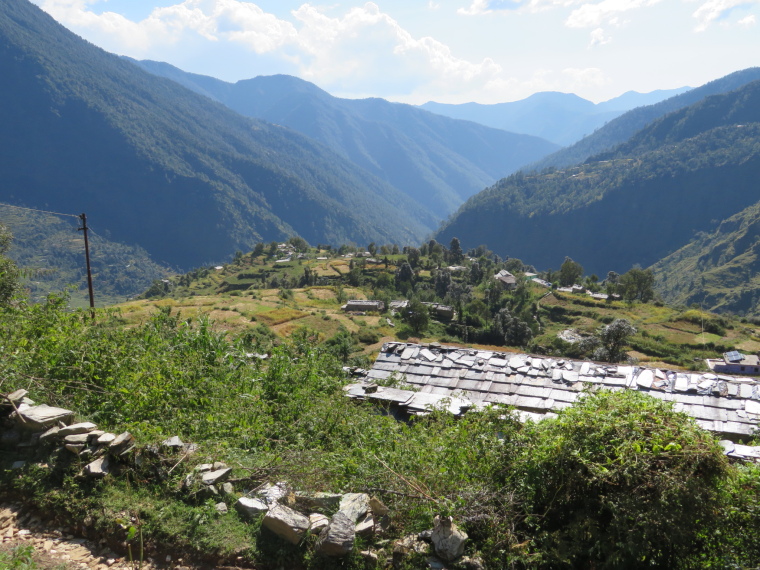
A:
195;463;214;472
338;493;370;523
262;504;310;545
96;433;116;445
393;535;430;568
257;482;289;506
58;422;97;438
236;497;269;518
215;502;228;514
212;461;227;470
427;557;448;570
201;468;232;486
369;496;389;516
355;512;376;537
294;492;343;512
317;512;355;557
221;482;235;495
65;443;85;455
38;426;61;444
16;405;73;430
64;433;91;445
458;555;486;570
309;513;329;533
360;550;379;562
86;430;105;442
418;529;433;542
431;516;467;562
161;436;184;449
84;456;110;478
11;461;26;469
108;432;135;455
3;389;28;407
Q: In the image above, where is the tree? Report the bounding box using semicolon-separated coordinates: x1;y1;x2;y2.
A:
594;318;636;362
406;247;421;268
619;266;655;302
404;298;429;334
0;225;20;306
288;236;309;252
492;307;533;347
367;242;377;256
559;256;583;286
434;269;451;299
449;237;464;264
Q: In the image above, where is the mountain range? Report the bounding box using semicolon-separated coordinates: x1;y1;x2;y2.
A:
129;59;558;219
435;76;760;316
418;87;691;147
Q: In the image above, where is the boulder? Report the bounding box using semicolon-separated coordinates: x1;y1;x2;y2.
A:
96;433;116;445
430;516;467;562
256;482;290;506
262;504;310;545
355;512;376;537
338;493;370;523
294;492;342;512
317;512;355;557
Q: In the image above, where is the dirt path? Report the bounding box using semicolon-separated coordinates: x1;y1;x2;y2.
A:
0;504;168;570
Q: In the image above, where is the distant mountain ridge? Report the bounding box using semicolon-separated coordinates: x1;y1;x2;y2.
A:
418;88;691;146
0;0;444;270
131;59;559;219
434;76;760;291
529;68;760;170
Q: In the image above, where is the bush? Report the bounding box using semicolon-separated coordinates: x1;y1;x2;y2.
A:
507;390;730;569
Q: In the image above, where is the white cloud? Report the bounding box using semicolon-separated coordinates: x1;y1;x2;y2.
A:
33;0;502;99
564;0;661;28
588;27;611;46
738;13;757;24
692;0;760;30
458;0;524;15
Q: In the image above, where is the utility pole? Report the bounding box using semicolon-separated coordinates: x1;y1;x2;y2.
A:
78;213;95;319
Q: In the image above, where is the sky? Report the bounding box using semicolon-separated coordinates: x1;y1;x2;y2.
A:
28;0;760;105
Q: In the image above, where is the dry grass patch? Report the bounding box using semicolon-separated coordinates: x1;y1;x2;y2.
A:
256;307;309;326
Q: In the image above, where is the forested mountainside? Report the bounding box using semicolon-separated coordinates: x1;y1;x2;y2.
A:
529;68;760;170
0;207;170;307
434;78;760;287
131;60;559;219
418;87;689;146
0;0;435;270
652;202;760;316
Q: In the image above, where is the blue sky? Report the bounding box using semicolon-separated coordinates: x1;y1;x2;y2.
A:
29;0;760;104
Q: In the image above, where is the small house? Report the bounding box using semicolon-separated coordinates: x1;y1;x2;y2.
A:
494;270;517;290
341;300;385;313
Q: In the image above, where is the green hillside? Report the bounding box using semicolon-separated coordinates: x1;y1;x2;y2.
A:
0;206;171;307
653;202;760;315
0;0;434;271
131;61;559;219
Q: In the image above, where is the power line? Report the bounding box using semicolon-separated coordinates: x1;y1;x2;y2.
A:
0;201;80;219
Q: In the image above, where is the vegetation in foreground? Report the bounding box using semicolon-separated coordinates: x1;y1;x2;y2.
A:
1;292;760;567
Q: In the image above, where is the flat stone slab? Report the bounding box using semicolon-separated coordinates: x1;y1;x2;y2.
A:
202;468;232;486
59;422;97;438
96;433;116;445
17;405;73;430
64;433;91;445
236;497;269;518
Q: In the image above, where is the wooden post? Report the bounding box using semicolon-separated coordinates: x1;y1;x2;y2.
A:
78;213;95;319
